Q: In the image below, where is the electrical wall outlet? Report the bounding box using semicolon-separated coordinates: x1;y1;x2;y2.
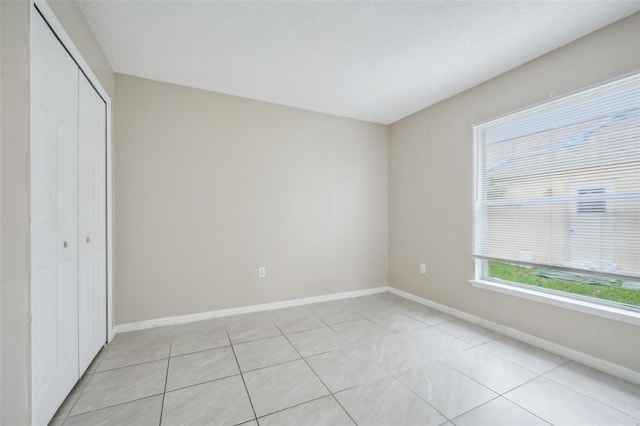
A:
258;266;266;278
419;263;426;274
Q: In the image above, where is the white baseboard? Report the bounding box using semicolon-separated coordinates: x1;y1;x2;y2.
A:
112;283;638;385
113;286;390;334
388;287;640;386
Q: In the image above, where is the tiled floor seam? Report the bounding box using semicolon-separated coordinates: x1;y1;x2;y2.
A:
474;344;569;376
446;394;502;423
165;372;243;394
227;329;259;422
274;323;327;335
251;394;338;423
170;343;232;359
390;309;434;327
402;309;456;326
318;315;365;327
53;295;640;426
329;394;359;426
63;393;165;421
276;323;360;426
537;370;640;421
501;392;555;425
51;370;94;422
77;354;364;409
316;317;333;329
93;356;171;374
389;374;452;422
322;316;369;331
239;357;303;374
89;346;106;373
497;374;572;425
449;390;553;426
437;354;531;398
229;329;283;345
435;327;500;346
329;315;383;334
158;340;173;425
52;345;108;422
64;371;248;419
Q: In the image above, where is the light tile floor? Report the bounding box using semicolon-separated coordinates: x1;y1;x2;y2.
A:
50;293;640;426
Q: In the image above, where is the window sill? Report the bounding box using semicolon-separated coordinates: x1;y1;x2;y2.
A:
470;279;640;325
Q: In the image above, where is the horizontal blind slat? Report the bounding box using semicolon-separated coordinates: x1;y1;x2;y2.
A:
473;73;640;281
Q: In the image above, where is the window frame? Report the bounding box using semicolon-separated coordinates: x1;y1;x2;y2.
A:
471;73;640;325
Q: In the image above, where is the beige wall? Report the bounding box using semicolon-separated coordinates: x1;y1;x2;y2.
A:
1;2;31;423
46;0;115;98
114;74;388;325
0;1;114;423
1;4;3;423
388;13;640;372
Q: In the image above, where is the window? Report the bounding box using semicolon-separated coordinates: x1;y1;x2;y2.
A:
473;73;640;311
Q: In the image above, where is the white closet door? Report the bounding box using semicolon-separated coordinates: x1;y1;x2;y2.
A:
78;75;107;373
31;11;79;426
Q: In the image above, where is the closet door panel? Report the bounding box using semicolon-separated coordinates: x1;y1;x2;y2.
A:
56;60;79;382
78;74;107;373
31;11;80;426
31;14;58;416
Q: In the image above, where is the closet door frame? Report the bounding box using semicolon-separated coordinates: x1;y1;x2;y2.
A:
30;1;114;346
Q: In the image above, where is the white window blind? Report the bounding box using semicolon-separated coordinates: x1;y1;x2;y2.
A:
473;73;640;281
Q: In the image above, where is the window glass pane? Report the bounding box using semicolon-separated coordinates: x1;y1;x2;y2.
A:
487;261;640;308
474;74;640;311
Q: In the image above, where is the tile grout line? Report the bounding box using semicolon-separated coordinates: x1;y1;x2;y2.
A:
51;299;413;420
390;339;548;422
263;317;562;424
169;343;232;359
320;313;366;327
70;371;250;420
227;329;259;423
60;338;171;421
439;351;556;424
537;368;640;420
52;370;93;421
239;353;302;375
434;349;517;398
93;325;300;375
446;394;503;423
54;345;109;421
344;301;525;422
499;376;556;425
58;295;638;425
275;323;360;426
251;394;337;424
435;324;500;346
79;340;373;409
472;338;568;376
164;372;242;394
91;356;171;374
389;374;452;422
501;366;639;425
61;394;166;422
229;331;283;346
158;337;173;425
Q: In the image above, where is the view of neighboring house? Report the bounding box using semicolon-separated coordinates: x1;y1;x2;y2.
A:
481;107;639;278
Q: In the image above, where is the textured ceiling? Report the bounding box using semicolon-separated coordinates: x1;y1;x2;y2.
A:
76;1;640;124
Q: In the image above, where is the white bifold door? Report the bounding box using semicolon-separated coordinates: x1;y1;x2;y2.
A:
78;73;107;373
31;10;107;426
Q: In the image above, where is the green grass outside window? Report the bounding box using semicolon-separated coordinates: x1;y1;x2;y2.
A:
488;261;640;308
